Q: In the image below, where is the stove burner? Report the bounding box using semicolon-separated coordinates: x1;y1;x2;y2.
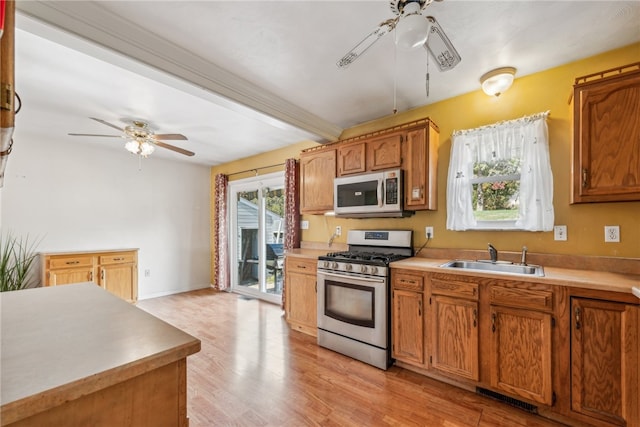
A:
322;251;407;265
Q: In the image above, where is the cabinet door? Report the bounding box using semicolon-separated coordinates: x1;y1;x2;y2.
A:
337;141;366;176
490;305;553;405
573;68;640;202
404;126;438;210
431;295;479;380
571;298;639;426
48;267;95;286
368;133;403;171
300;149;336;214
100;263;136;302
285;271;317;335
392;289;424;366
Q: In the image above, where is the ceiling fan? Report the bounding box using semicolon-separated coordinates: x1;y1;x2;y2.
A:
69;117;195;157
336;0;461;72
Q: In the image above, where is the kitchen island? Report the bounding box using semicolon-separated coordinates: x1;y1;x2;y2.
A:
0;283;201;427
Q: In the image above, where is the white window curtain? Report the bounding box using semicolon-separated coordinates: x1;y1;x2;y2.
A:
446;111;554;231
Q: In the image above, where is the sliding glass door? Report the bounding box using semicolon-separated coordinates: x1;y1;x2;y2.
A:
229;172;284;304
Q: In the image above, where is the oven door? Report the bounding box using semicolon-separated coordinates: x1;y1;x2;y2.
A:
317;270;388;348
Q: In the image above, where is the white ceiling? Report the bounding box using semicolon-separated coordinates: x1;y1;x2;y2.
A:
14;1;640;166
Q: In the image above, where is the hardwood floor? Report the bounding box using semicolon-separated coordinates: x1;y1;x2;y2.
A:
137;288;566;427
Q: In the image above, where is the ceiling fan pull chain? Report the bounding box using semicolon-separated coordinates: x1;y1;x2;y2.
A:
426;50;430;98
393;29;398;115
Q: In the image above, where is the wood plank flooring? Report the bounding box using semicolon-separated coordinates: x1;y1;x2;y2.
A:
137;288;566;427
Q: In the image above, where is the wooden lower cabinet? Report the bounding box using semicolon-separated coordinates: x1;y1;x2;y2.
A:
284;256;317;336
570;297;639;426
41;249;138;303
430;275;479;381
490;305;553;405
391;270;425;366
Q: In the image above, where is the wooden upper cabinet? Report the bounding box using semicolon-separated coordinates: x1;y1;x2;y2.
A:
572;63;640;203
368;133;403;171
571;297;639;426
337;141;366;176
404;123;438;210
300;148;336;214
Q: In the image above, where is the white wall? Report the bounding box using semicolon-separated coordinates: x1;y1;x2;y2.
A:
1;135;211;299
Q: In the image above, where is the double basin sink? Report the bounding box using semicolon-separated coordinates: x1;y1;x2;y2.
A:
440;260;545;277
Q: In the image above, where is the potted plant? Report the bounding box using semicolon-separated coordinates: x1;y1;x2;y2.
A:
0;232;40;292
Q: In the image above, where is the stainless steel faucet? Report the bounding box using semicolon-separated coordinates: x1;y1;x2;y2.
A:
488;243;498;262
521;246;528;265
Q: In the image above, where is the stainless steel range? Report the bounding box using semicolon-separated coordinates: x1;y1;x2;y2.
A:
317;229;413;370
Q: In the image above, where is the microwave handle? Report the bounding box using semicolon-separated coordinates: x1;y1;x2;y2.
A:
377;178;384;207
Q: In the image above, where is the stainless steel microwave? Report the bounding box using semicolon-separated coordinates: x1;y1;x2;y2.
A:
334;169;411;218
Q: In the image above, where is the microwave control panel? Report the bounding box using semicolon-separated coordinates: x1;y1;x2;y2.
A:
385;177;398;204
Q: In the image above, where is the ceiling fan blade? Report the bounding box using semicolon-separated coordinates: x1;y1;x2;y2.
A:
68;133;121;137
337;18;398;69
154;141;195;157
89;117;124;132
153;133;188;141
424;16;461;71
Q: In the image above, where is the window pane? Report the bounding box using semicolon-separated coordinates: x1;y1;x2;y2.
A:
472;159;521;221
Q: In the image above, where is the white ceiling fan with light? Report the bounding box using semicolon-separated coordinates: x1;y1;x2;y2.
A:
69;117;195;157
337;0;461;73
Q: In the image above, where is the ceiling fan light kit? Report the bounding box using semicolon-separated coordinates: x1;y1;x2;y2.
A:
125;139;155;157
480;66;516;97
395;2;431;50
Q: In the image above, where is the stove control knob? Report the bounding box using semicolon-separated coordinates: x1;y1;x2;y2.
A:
331;262;339;269
360;265;368;274
322;261;330;268
345;264;352;271
370;266;378;275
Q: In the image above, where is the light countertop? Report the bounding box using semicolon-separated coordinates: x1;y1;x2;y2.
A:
0;283;201;424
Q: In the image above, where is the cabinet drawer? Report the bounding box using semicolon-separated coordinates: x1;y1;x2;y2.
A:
393;272;424;292
49;256;94;269
490;286;553;311
99;253;136;265
432;278;478;300
286;258;317;274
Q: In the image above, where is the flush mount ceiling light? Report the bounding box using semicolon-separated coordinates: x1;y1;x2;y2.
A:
480;67;516;97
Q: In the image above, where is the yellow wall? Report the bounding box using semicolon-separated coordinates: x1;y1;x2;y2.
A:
212;43;640;262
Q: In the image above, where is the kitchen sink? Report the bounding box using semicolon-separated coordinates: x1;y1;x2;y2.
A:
440;260;545;277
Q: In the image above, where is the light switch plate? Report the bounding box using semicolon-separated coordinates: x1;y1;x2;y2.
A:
554;225;567;241
300;220;309;230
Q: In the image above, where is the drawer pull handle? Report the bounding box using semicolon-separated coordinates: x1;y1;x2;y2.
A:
66;261;80;265
297;265;306;269
473;309;477;328
112;257;125;261
418;299;422;316
89;271;93;281
582;169;588;188
491;313;496;333
575;307;581;330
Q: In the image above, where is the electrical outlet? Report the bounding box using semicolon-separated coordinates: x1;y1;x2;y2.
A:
604;225;620;243
144;269;151;277
335;226;342;237
300;220;309;230
554;225;567;241
425;226;434;239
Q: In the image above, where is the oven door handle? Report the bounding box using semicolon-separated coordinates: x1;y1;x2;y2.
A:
318;271;386;284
